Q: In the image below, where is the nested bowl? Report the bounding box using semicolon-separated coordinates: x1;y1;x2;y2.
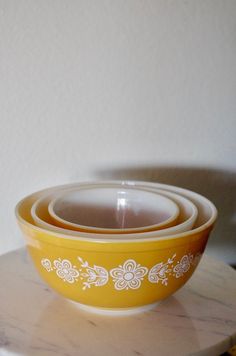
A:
15;181;217;315
48;186;180;233
31;184;198;238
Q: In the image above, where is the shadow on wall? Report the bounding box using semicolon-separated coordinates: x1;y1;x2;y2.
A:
94;165;236;265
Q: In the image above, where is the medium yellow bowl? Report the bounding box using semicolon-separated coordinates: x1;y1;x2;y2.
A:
15;181;217;315
48;186;180;234
32;184;198;238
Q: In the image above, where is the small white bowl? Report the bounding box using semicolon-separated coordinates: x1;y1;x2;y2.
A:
48;186;180;233
31;183;198;239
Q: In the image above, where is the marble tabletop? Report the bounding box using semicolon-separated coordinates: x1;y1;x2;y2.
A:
0;248;235;356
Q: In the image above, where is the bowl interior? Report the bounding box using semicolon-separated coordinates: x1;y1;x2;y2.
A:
49;187;179;231
28;183;203;240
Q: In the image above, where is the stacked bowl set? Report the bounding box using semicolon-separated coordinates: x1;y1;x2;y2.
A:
15;181;217;315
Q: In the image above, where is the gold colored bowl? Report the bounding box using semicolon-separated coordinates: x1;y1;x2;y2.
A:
31;184;198;238
15;181;217;315
48;186;180;233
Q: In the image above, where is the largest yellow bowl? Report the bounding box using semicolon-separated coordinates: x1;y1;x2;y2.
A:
15;181;217;314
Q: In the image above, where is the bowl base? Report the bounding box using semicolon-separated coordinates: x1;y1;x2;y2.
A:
69;300;161;316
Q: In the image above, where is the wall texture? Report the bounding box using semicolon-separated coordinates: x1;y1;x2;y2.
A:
0;1;235;263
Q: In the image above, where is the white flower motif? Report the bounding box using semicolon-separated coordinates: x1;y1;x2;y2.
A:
148;255;176;286
173;254;193;278
40;252;201;290
110;259;148;290
53;258;79;283
41;258;53;272
78;257;108;290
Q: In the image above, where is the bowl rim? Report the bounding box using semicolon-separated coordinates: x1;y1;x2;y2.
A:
15;180;217;243
47;185;180;233
31;184;198;239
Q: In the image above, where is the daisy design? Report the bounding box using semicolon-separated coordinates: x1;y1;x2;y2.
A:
173;254;193;278
53;258;79;283
41;258;53;272
110;259;148;290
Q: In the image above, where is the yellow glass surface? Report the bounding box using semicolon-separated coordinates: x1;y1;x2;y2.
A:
16;183;216;310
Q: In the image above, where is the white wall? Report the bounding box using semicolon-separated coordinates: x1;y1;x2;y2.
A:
1;0;235;263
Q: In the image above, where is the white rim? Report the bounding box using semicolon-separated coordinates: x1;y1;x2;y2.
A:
70;300;161;316
31;185;198;239
48;185;180;233
16;181;217;243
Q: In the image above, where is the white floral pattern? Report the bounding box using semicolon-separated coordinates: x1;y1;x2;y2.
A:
78;257;108;290
53;258;79;283
40;252;201;290
41;258;53;272
148;254;176;286
173;254;193;278
110;259;148;290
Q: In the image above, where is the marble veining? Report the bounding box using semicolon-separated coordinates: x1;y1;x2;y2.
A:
0;248;235;356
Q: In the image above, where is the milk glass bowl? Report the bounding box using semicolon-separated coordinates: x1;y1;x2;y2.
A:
15;181;217;314
48;186;180;234
31;184;198;239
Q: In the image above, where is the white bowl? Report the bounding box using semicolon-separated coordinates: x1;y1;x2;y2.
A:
31;182;198;239
48;186;180;233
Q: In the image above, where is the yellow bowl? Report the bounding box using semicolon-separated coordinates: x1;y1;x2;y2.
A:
32;184;198;238
15;181;217;315
48;186;180;234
